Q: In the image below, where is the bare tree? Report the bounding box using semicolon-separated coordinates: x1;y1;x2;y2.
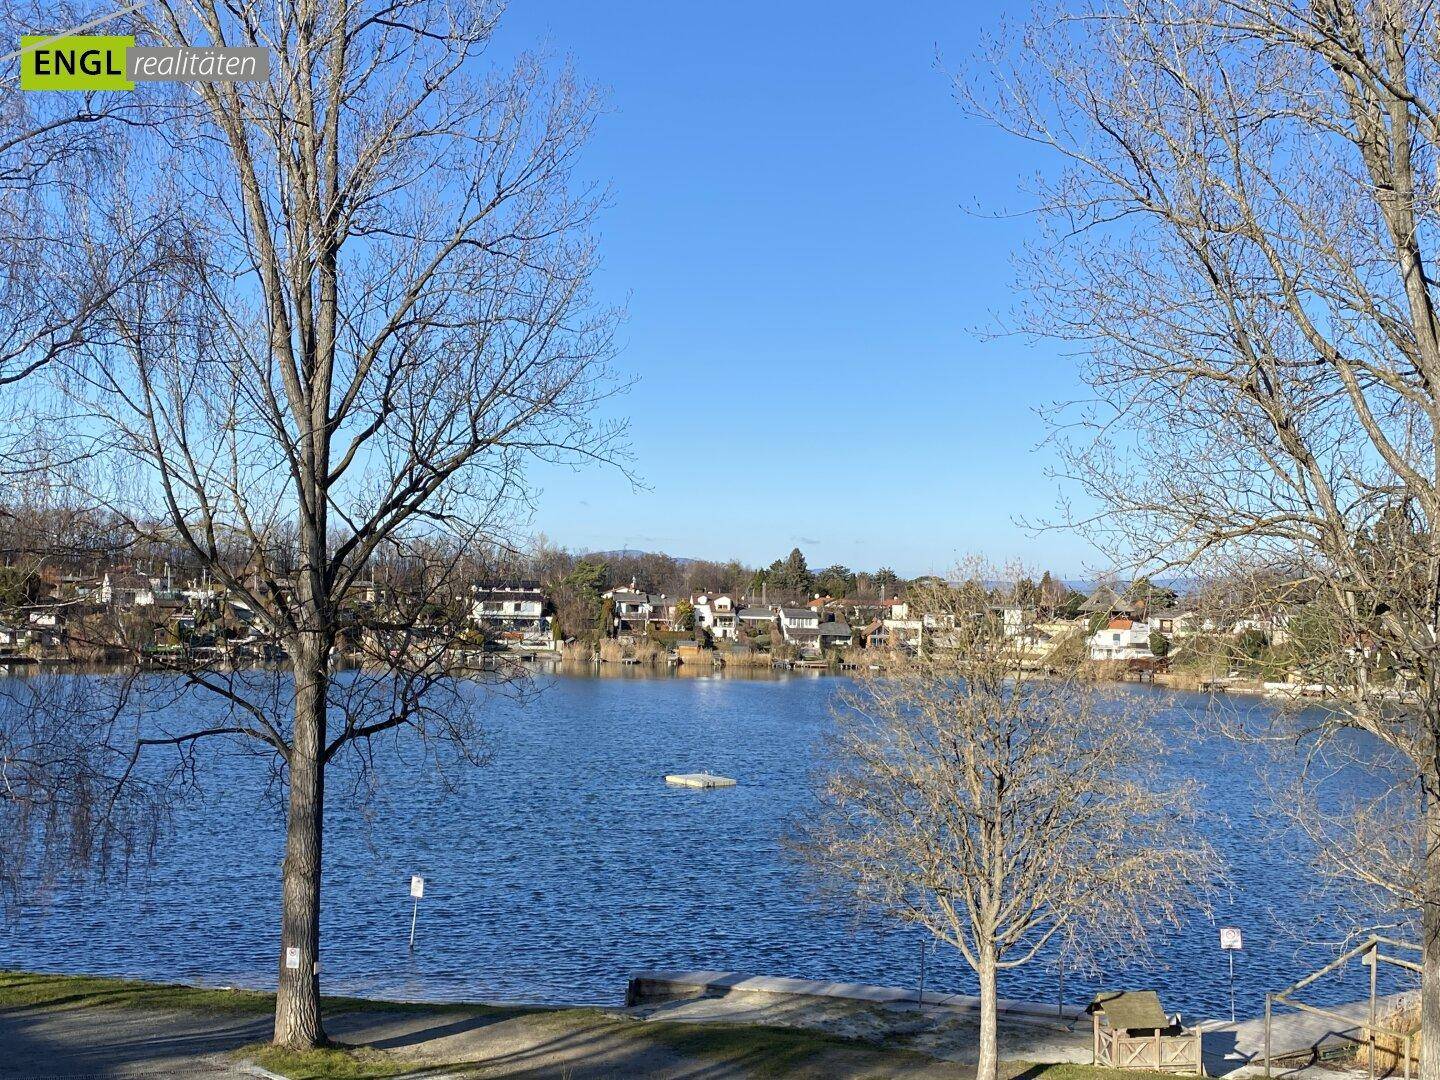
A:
966;0;1440;1072
795;568;1216;1080
14;0;622;1049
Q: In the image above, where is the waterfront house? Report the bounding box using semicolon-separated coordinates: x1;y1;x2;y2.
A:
1000;605;1037;638
692;594;737;640
0;623;29;649
881;618;925;649
649;595;678;629
604;585;680;636
785;625;824;655
1088;617;1156;661
470;580;548;639
736;606;779;637
100;570;156;607
778;607;820;633
606;587;649;633
27;608;64;629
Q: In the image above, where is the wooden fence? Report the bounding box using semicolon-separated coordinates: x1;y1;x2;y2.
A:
1094;1021;1203;1074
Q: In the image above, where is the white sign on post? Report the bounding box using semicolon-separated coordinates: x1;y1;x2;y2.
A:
410;875;425;899
1219;927;1244;950
285;947;301;970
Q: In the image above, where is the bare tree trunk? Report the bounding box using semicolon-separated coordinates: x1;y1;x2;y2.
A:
977;946;999;1080
273;634;328;1049
1422;780;1440;1080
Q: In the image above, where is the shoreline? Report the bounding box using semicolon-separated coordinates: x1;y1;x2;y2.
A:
0;966;1384;1080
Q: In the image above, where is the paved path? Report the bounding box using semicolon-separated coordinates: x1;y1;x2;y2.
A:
0;1001;961;1079
0;979;1406;1079
0;1004;271;1078
1198;993;1416;1077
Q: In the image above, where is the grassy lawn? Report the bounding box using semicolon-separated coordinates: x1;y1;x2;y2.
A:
0;968;533;1019
249;1044;417;1079
1;969;1192;1080
0;969;278;1014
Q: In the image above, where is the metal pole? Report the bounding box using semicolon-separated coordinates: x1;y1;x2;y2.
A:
1229;951;1236;1024
1264;993;1272;1080
409;898;419;952
917;937;927;1008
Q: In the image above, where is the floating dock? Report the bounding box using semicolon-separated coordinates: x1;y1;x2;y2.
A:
664;773;736;789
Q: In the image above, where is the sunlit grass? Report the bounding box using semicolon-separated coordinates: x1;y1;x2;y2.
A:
248;1044;411;1079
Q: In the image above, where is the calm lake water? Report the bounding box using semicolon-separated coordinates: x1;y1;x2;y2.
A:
0;669;1412;1020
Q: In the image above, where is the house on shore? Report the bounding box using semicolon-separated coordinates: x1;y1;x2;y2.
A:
1088;617;1157;661
736;606;779;638
692;594;737;640
603;585;679;637
471;581;548;640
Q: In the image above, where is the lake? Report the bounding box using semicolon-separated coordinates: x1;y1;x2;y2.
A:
0;669;1411;1021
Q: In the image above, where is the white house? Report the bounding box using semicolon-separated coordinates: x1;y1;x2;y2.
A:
692;594;737;640
1088;617;1156;661
471;581;547;639
1000;605;1036;639
777;607;820;633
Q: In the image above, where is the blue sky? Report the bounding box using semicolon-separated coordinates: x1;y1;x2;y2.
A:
497;2;1099;579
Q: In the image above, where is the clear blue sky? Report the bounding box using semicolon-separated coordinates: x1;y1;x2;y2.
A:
497;1;1100;579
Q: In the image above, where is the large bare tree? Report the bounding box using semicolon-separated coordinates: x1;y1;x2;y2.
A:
796;570;1216;1080
968;0;1440;1072
18;0;620;1048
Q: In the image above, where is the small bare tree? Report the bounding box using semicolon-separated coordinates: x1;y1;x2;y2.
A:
796;568;1217;1080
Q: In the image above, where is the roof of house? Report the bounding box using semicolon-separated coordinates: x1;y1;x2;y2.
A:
1107;618;1134;630
1087;991;1169;1031
779;607;815;619
106;571;154;590
737;608;775;619
819;621;852;637
1081;584;1130;613
786;626;823;639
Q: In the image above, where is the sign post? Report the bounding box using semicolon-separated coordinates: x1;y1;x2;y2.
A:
1219;927;1243;1022
409;875;425;952
917;936;928;1009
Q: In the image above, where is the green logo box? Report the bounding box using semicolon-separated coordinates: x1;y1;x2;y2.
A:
20;35;135;91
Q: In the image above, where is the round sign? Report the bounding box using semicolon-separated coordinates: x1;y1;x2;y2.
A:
1219;927;1243;950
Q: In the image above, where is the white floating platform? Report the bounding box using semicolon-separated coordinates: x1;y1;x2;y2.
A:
664;772;736;788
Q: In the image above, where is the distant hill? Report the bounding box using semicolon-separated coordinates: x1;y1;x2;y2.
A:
582;549;699;566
